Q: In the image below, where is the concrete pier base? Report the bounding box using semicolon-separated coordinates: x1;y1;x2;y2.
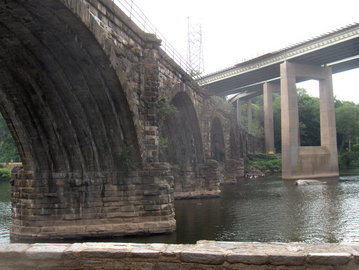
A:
1;241;359;269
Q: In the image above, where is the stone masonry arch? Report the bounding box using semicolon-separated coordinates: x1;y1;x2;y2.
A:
0;0;175;241
160;90;220;198
0;0;249;241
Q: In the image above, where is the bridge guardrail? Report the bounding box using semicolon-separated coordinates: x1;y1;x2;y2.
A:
113;0;202;79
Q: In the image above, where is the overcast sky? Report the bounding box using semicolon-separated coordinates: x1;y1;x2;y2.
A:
120;0;359;103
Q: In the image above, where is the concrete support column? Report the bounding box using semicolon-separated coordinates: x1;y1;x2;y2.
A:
236;99;243;125
263;82;280;153
247;99;253;133
280;62;338;179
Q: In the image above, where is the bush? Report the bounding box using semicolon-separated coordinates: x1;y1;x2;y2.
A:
338;151;359;169
246;153;282;172
0;168;11;180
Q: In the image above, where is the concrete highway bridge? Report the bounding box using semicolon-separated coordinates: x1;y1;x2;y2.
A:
0;0;259;241
199;23;359;180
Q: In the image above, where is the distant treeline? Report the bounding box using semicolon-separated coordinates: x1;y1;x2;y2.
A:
241;88;359;155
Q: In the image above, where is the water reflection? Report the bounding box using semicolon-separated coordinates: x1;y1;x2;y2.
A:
1;171;359;244
0;181;11;244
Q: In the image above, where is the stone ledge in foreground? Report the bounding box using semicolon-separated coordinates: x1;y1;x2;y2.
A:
1;240;359;269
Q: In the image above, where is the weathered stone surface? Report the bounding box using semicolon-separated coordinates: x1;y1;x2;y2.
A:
2;242;359;269
269;254;305;266
180;250;226;265
25;244;68;260
227;253;269;264
307;252;352;265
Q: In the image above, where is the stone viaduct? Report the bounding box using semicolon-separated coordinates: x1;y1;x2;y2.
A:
0;0;262;241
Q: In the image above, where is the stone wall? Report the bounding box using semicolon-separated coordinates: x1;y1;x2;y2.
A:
240;130;266;157
1;241;359;269
10;163;175;241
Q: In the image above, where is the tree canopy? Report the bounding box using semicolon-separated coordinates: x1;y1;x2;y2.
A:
272;88;359;153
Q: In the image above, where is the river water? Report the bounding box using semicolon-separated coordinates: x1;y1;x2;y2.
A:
1;170;359;244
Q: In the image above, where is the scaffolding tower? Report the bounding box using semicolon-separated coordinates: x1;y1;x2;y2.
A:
187;17;204;78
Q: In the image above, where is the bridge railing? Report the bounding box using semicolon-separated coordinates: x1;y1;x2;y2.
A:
113;0;202;79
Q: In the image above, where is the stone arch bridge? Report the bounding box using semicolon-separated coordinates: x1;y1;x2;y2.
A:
0;0;259;241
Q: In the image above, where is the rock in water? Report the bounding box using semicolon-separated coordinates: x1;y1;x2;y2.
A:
295;180;327;186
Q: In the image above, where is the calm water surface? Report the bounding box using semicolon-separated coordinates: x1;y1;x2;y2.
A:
1;170;359;244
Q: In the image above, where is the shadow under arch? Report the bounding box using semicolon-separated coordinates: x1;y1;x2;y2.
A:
0;1;142;173
160;91;204;167
160;89;212;197
211;117;225;163
0;0;148;241
229;127;238;160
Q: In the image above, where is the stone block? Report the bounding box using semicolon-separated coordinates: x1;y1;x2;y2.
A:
227;253;269;265
25;244;68;260
269;254;305;266
180;250;225;265
79;248;127;259
307;252;352;265
156;262;181;270
129;248;160;259
0;244;29;260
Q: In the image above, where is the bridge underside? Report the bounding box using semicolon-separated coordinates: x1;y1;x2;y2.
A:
201;23;359;97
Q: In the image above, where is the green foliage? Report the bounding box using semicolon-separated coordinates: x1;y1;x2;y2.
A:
158;132;168;154
240;97;265;135
246;153;282;172
0;114;20;163
171;164;180;176
335;102;359;151
297;89;320;146
119;139;138;176
273;88;359;154
338;152;359;169
158;95;178;122
0;168;11;180
211;96;236;119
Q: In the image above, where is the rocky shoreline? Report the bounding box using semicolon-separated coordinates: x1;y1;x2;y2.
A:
244;169;281;178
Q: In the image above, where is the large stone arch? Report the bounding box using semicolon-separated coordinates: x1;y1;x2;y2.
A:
0;0;175;241
160;91;209;198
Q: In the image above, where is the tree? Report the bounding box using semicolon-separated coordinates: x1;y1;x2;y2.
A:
0;114;20;163
297;88;320;146
335;102;359;151
273;88;320;151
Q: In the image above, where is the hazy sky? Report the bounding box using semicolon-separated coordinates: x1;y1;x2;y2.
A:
119;0;359;102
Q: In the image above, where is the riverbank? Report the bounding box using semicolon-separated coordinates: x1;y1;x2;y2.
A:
1;241;359;269
0;163;22;181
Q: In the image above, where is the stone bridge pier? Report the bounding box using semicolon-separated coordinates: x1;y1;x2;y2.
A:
0;0;244;241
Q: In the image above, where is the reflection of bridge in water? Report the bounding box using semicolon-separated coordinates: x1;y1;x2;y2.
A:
199;23;359;179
